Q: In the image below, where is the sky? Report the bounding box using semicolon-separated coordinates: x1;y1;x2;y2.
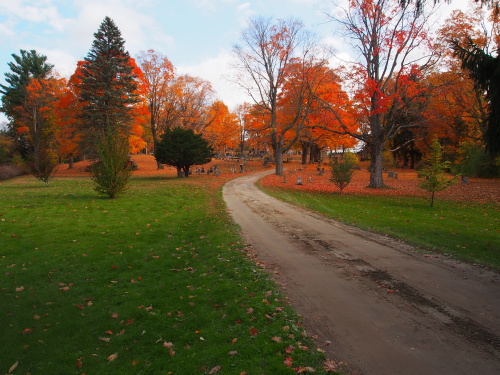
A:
0;0;470;125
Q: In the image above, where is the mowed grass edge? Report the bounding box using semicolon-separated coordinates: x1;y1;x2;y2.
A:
258;182;500;270
0;176;332;374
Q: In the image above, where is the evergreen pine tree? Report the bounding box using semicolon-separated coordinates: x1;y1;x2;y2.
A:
0;50;53;158
78;16;138;198
0;50;54;121
78;16;138;151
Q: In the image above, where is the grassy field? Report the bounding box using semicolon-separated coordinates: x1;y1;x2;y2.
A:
0;175;332;374
258;184;500;270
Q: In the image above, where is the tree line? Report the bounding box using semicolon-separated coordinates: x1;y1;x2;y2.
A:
0;0;498;197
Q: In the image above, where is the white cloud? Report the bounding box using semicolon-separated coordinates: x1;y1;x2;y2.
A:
37;48;78;78
0;0;70;32
0;18;16;38
236;2;255;26
177;49;249;109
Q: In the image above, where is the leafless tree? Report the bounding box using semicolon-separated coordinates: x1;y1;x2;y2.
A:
232;16;323;175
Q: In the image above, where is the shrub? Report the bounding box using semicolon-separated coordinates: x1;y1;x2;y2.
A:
330;157;355;195
458;142;499;178
90;131;132;198
344;151;359;167
419;139;456;207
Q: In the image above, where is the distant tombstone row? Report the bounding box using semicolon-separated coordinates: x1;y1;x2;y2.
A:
195;165;220;176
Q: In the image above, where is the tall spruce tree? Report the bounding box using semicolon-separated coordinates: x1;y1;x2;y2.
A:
78;16;138;198
78;16;138;149
0;50;53;158
1;50;54;121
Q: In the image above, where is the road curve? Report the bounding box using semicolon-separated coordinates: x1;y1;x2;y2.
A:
223;170;500;375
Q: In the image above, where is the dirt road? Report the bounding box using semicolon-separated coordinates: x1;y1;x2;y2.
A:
223;170;500;375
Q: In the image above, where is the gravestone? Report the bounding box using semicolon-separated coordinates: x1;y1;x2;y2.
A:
296;176;303;185
388;171;394;178
283;175;287;183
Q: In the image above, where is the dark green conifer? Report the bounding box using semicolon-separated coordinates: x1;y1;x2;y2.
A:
78;16;138;198
78;16;138;148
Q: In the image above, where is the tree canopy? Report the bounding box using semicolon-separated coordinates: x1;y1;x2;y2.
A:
0;50;54;122
79;16;138;197
78;16;139;147
154;127;214;178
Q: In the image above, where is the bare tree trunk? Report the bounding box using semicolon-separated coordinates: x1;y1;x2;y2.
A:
369;142;385;188
301;142;309;165
275;147;284;175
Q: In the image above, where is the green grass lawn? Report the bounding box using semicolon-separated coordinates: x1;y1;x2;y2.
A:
0;176;330;374
259;185;500;270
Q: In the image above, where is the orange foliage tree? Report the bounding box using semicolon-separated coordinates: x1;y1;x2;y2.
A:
433;6;494;159
295;63;358;163
243;103;273;156
323;0;437;187
203;101;240;155
128;57;148;154
15;77;65;184
232;17;323;175
66;58;148;158
136;49;175;154
55;61;86;168
163;74;215;133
